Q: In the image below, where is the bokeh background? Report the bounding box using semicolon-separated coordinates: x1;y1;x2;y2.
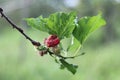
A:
0;0;120;80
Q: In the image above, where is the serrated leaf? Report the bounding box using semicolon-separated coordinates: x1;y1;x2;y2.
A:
26;16;50;32
73;13;106;44
59;59;78;74
26;12;76;39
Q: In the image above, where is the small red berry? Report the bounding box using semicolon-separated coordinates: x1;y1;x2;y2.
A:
44;35;60;47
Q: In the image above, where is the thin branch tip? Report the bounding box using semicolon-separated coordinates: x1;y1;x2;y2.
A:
0;8;3;12
0;8;41;47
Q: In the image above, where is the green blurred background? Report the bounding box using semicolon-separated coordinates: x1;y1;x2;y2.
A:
0;0;120;80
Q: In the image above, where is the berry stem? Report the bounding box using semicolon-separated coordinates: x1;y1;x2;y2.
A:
0;8;40;46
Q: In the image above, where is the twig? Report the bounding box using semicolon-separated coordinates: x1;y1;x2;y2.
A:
57;52;85;59
0;8;40;46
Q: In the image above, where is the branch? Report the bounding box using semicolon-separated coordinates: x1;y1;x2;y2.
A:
0;8;84;59
0;8;40;46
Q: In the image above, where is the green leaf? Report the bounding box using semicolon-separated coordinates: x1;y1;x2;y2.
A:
73;13;106;44
59;59;78;74
26;16;50;32
67;37;81;55
26;12;76;39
